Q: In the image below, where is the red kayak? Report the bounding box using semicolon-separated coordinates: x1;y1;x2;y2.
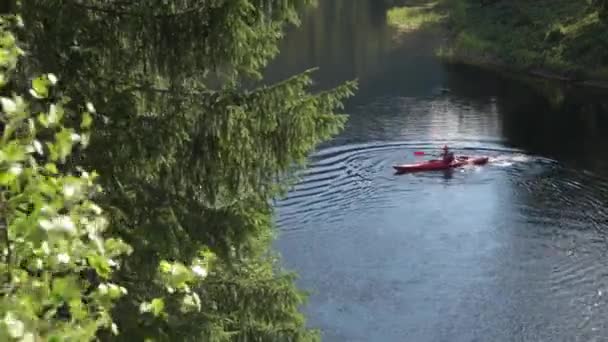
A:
393;156;489;173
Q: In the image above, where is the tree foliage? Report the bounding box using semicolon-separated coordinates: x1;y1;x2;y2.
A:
0;17;133;340
5;0;356;340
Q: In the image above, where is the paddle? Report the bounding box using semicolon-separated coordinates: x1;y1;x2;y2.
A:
414;150;459;158
414;151;440;157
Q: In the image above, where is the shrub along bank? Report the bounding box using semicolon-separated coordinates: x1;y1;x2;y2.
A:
387;0;608;87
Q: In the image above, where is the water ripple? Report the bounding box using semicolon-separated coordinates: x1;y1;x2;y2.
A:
275;137;608;341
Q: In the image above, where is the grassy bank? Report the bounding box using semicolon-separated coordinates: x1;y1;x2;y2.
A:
387;1;446;32
387;0;608;87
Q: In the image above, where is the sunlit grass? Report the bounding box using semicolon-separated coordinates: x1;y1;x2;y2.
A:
387;2;446;32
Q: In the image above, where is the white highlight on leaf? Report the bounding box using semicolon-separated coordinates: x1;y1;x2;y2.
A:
56;216;76;234
191;265;208;278
182;292;202;312
92;216;109;232
48;104;58;124
9;164;22;175
22;333;35;342
40;216;77;235
63;183;77;198
57;253;70;264
98;283;108;295
4;312;24;338
1;97;16;114
139;302;151;313
29;89;42;99
47;73;58;85
90;203;102;215
86;102;96;114
41;242;50;255
39;220;52;230
33;140;43;155
111;323;119;335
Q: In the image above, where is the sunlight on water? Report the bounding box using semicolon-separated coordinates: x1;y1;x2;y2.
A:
490;154;534;167
267;1;608;341
276;138;608;341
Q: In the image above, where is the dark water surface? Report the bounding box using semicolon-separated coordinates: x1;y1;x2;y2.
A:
265;1;608;341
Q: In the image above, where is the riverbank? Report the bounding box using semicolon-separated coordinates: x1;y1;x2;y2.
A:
387;0;608;88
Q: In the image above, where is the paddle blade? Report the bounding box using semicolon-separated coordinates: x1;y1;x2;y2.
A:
414;151;425;156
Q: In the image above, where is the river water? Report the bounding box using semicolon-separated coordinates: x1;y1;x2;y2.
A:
264;1;608;341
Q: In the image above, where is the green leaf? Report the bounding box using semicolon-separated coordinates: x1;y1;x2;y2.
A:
140;298;165;317
69;298;87;321
31;76;50;99
51;276;81;302
44;163;58;174
2;141;26;162
159;260;171;273
47;104;65;126
87;255;111;279
81;112;93;129
107;284;125;299
150;298;165;317
104;238;133;257
158;261;194;289
54;128;75;161
37;112;49;128
0;172;17;185
0;32;16;47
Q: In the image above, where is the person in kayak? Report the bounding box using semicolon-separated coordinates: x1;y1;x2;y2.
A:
441;145;455;164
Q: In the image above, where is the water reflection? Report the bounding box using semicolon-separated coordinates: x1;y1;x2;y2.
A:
264;0;444;99
268;0;608;341
442;64;608;175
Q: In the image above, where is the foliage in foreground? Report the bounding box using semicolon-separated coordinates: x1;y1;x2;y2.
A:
0;17;131;340
0;15;227;341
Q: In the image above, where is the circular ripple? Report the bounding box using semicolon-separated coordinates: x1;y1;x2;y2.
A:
275;142;536;234
275;139;608;341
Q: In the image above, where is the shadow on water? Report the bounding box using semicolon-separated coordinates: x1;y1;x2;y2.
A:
442;63;608;176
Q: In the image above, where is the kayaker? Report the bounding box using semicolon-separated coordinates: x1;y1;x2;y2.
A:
441;145;455;164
